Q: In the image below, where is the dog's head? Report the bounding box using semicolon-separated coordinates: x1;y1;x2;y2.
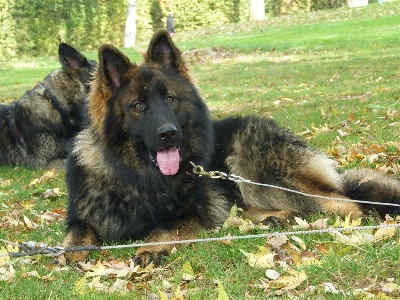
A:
39;43;97;135
58;43;97;91
89;30;211;176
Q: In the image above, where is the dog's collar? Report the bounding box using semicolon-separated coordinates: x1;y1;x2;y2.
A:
8;114;27;150
44;88;75;134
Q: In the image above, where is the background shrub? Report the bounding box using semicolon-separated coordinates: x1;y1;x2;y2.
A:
0;0;356;61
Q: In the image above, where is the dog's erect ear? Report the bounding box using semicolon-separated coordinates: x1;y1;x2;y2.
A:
147;29;181;70
98;45;131;90
58;43;89;71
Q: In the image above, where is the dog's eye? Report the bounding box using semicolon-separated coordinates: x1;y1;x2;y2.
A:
166;96;174;103
130;102;145;110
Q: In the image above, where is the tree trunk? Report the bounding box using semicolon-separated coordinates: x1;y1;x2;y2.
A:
124;0;137;47
249;0;266;21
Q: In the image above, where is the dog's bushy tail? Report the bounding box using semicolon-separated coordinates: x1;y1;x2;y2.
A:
340;169;400;217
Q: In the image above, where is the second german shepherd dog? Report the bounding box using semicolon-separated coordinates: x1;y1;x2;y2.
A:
0;43;96;167
63;30;400;267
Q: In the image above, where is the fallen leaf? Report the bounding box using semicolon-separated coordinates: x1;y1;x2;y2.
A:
111;278;132;294
0;265;15;281
337;129;350;137
0;179;11;188
265;269;280;280
268;269;307;290
353;289;375;298
331;231;374;246
311;218;329;230
23;215;37;229
238;219;256;232
86;260;107;278
182;261;195;281
0;245;16;266
266;235;288;248
323;282;339;294
291;236;306;251
292;217;310;230
224;216;243;228
240;247;276;268
28;169;58;187
74;276;87;295
217;280;229;300
173;285;185;300
41;188;64;200
87;276;107;292
381;282;399;293
374;227;397;241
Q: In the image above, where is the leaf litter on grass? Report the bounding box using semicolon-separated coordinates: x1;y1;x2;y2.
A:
1;168;399;298
224;205;400;297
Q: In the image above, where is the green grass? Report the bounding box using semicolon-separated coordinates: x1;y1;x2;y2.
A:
1;2;400;299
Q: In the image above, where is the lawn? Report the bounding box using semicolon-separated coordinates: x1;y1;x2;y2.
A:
0;2;400;299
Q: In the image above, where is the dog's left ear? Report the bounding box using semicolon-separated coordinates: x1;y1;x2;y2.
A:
147;29;182;70
59;43;89;71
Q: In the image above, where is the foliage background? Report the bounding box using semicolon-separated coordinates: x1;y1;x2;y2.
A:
0;0;360;61
0;0;127;61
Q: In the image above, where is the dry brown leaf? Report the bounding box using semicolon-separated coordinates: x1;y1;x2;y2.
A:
292;217;310;230
266;235;288;248
240;246;276;268
381;282;399;293
39;210;64;225
291;236;306;251
0;265;15;281
331;231;374;246
238;219;257;232
0;179;11;188
0;245;17;266
374;227;397;241
28;169;58;187
110;278;132;294
23;215;37;229
40;188;65;200
267;269;307;291
311;218;329;230
87;276;105;292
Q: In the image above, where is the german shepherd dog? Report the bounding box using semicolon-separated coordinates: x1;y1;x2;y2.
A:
0;43;96;167
63;30;400;267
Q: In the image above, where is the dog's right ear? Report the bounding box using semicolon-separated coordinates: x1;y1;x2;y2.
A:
59;43;89;71
98;44;131;90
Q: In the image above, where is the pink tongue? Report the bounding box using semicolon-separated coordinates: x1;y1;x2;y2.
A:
156;147;180;175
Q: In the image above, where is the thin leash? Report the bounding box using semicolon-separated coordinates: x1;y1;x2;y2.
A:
1;223;399;259
189;162;400;208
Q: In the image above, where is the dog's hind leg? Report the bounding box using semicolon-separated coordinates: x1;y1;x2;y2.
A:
133;217;204;267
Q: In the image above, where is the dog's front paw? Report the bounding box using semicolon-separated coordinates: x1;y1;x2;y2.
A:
64;251;90;264
134;250;169;267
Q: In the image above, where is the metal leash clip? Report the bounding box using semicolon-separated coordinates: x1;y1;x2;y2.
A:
189;161;229;179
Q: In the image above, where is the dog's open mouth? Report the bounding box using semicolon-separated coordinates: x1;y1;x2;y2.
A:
149;146;180;176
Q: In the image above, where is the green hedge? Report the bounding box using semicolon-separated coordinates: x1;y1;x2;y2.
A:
1;0;352;61
0;0;126;61
265;0;347;16
135;0;250;43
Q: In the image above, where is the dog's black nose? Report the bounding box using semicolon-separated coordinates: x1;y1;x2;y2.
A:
157;124;177;140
